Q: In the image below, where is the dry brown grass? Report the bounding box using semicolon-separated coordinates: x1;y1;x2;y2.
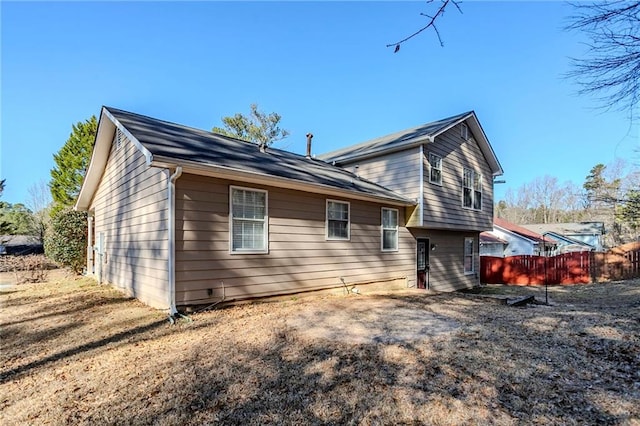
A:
1;276;639;425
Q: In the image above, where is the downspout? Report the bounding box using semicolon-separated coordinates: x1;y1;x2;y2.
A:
418;145;424;227
168;166;183;317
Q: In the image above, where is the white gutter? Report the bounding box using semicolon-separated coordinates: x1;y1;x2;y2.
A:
150;156;415;207
418;145;424;227
167;166;183;316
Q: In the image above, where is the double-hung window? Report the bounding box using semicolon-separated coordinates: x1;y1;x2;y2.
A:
464;237;474;274
230;187;268;253
381;208;398;251
326;200;350;240
462;168;482;210
428;153;442;185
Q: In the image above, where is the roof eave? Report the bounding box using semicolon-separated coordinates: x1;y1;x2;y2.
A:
323;137;433;165
150;156;416;207
75;108;115;211
75;106;155;211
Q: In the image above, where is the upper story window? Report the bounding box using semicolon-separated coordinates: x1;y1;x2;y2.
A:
230;186;268;253
428;153;442;185
464;237;475;274
381;208;399;251
326;200;350;240
461;123;469;140
462;168;482;210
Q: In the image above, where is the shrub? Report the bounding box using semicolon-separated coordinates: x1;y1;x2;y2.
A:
44;209;87;274
0;254;52;283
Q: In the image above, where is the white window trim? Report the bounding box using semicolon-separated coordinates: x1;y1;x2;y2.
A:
464;237;475;275
428;152;443;186
326;199;350;241
229;185;269;254
381;207;399;252
461;168;482;211
461;123;469;140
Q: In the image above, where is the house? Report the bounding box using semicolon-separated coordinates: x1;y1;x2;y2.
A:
490;217;556;256
540;231;595;254
479;231;508;257
76;107;503;313
0;235;43;256
521;222;605;251
319;111;503;292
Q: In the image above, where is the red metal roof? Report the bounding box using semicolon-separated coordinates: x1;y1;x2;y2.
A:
494;217;556;244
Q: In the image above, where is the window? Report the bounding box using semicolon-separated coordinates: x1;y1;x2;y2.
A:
230;187;268;253
461;123;469;140
381;208;398;251
428;153;442;185
464;237;474;274
326;200;350;240
462;168;482;210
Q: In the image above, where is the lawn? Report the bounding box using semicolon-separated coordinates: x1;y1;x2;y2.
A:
1;274;639;425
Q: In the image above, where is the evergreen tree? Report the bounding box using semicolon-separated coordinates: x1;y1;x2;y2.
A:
50;116;98;211
0;180;12;237
618;189;640;236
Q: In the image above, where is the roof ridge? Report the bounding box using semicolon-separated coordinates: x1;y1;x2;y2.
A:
318;110;475;162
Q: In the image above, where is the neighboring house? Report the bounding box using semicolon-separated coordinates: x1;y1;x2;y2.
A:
521;222;605;251
491;217;556;256
76;107;503;313
479;232;508;257
0;235;43;256
320;111;503;292
541;231;595;254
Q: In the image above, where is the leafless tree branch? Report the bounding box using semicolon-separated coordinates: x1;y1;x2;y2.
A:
565;1;640;119
387;0;463;52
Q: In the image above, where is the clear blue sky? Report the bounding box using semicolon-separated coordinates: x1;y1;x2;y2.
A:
1;1;638;206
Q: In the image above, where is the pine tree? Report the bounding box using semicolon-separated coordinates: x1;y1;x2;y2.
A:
50;116;98;211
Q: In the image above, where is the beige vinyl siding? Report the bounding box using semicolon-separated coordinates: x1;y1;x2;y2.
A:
409;228;480;292
339;149;422;226
90;132;169;309
175;174;415;305
422;124;494;231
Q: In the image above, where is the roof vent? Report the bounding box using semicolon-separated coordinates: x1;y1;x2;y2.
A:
259;142;267;153
306;133;313;159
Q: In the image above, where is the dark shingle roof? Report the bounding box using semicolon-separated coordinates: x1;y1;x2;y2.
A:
318;111;472;163
105;107;414;205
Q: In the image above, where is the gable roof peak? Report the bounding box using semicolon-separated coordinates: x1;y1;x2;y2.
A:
318;110;502;176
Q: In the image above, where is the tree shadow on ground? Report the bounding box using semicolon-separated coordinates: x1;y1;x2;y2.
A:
110;293;638;425
0;319;167;384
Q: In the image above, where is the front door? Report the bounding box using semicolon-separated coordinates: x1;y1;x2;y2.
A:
417;238;430;289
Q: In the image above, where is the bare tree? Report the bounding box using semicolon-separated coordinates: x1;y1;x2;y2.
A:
26;180;52;243
387;0;462;52
566;1;640;119
497;177;585;224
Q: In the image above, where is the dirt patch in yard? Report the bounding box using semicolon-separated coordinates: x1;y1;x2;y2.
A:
288;297;460;344
1;277;639;425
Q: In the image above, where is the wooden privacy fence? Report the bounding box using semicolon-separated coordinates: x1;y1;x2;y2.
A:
481;247;640;285
481;252;591;285
592;248;640;282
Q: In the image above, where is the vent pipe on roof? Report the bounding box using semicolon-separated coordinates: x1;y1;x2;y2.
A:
306;133;313;159
259;142;267;153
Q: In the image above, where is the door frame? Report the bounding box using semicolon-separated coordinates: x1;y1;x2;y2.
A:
417;238;430;289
